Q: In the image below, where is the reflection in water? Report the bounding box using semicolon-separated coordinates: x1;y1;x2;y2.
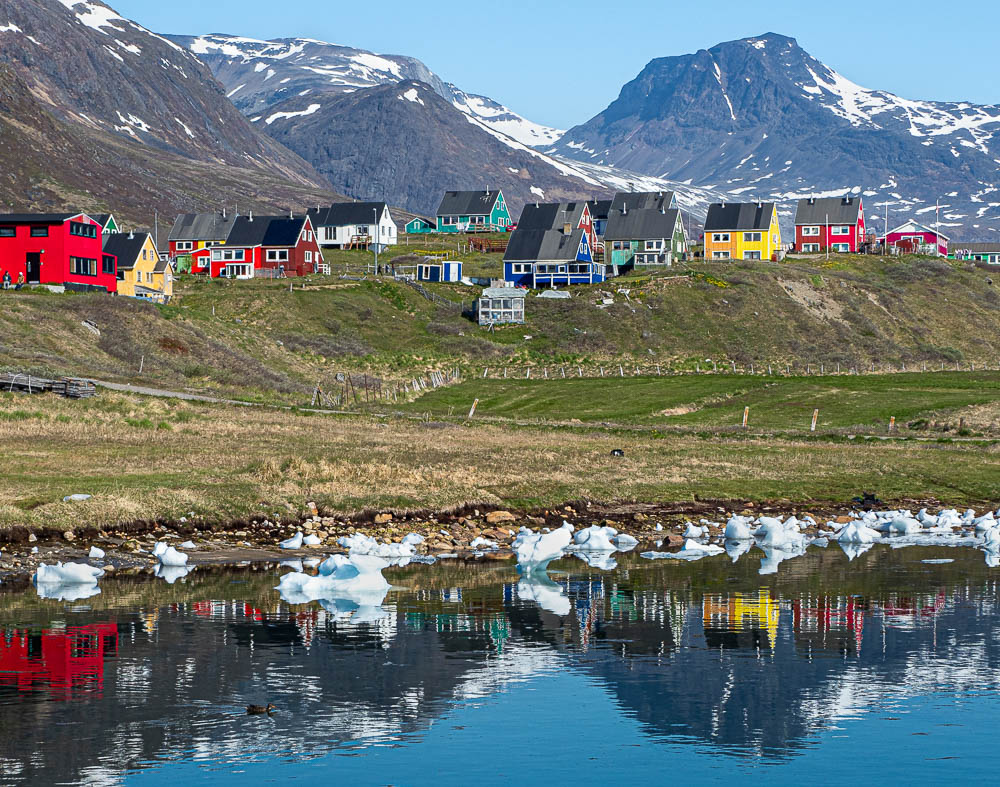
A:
1;545;999;783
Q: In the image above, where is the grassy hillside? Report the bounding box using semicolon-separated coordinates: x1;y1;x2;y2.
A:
1;252;999;405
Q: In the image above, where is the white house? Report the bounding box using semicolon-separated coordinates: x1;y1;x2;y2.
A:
307;201;397;251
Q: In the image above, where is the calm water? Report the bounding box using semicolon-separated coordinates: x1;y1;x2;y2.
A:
2;544;999;785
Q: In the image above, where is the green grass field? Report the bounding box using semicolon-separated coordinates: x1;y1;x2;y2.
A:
398;371;1000;433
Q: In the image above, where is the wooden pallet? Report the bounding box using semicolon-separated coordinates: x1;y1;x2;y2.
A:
1;373;97;398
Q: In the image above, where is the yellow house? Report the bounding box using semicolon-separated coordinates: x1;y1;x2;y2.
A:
703;202;782;261
102;231;174;303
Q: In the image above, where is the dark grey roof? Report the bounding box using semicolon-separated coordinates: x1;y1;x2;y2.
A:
436;190;501;216
308;201;388;227
605;208;680;242
610;191;675;214
168;212;237;242
102;232;151;270
407;216;436;228
226;215;308;247
950;242;1000;253
504;228;586;262
794;197;862;225
704;202;775;232
587;200;613;221
515;202;587;232
153;258;172;273
0;213;79;224
90;213;113;228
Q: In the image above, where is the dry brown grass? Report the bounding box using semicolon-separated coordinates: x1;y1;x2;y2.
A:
1;391;998;531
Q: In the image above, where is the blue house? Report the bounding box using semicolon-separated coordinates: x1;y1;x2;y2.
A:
417;260;463;283
503;225;605;288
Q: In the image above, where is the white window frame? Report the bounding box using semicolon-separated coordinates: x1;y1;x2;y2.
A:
743;232;762;243
712;233;730;243
712;251;729;259
266;249;289;263
802;243;821;253
802;226;820;237
175;241;193;251
832;243;850;253
831;225;851;236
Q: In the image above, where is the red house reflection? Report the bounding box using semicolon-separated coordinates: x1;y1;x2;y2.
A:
0;623;118;698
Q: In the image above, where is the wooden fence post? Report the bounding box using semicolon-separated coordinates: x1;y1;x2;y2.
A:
811;409;819;432
742;406;750;430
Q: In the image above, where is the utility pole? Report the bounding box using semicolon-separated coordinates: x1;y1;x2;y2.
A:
826;213;829;260
936;199;941;257
373;207;379;275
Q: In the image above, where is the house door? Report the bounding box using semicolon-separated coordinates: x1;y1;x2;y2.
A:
25;252;41;283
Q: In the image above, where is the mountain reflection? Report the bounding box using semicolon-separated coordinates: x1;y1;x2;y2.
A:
0;545;998;783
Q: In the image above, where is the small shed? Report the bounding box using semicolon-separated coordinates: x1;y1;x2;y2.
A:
405;217;437;234
417;260;463;283
478;286;525;326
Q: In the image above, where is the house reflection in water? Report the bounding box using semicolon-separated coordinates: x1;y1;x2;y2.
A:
703;590;780;651
0;623;118;698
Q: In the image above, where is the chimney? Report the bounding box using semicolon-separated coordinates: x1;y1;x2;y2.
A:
289;208;294;219
808;197;815;205
128;230;134;240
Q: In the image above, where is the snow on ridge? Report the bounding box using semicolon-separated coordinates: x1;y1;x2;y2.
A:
451;93;564;147
264;103;321;125
399;87;424;105
57;0;126;35
174;117;195;138
0;22;21;33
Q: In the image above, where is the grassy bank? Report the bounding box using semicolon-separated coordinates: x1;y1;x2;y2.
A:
398;371;1000;433
1;390;999;533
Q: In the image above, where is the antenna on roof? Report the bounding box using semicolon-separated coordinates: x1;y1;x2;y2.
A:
222;206;227;219
623;202;627;215
249;209;253;222
289;208;294;219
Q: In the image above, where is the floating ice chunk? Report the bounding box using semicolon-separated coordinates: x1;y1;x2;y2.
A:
152;542;168;558
155;564;191;584
886;517;921;535
280;559;304;571
302;534;322;546
811;537;829;548
88;546;105;559
654;524;663;531
517;570;570;615
574;525;618;552
837;522;880;544
724;516;754;540
337;532;416;557
515;522;573;569
401;533;425;547
922;559;954;564
683;523;705;538
470;537;497;550
179;540;196;549
613;533;638;550
278;554;391;610
35;562;104;584
974;512;997;532
279;532;304;550
303;557;321;568
155;543;189;567
755;518;805;548
982;525;1000;548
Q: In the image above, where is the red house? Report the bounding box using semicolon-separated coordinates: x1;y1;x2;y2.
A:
885;219;949;256
794;197;865;253
202;213;321;278
0;623;118;698
0;213;117;292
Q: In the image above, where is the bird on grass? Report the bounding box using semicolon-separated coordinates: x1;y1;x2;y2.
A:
246;704;276;715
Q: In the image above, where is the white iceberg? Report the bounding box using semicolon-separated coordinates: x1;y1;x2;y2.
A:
470;537;497;550
613;533;639;550
515;522;573;569
279;532;304;550
724;516;754;540
573;525;618;552
683;523;705;538
179;540;197;549
641;539;725;561
153;542;189;567
755;518;805;549
837;522;880;544
401;533;425;547
88;546;105;560
337;532;416;558
302;534;322;546
35;562;104;584
277;554;391;619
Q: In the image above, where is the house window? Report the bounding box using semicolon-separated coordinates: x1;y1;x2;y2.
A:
441;216;456;226
212;249;245;261
357;225;369;236
30;226;49;238
102;255;115;275
612;241;629;251
832;243;850;252
305;251;312;263
469;215;485;225
831;225;851;235
802;244;821;253
802;226;820;236
712;233;730;243
743;232;762;243
509;263;531;274
0;227;14;238
266;249;289;262
324;227;336;241
175;241;193;251
645;240;662;250
743;251;762;261
69;256;97;276
712;251;729;259
69;221;97;238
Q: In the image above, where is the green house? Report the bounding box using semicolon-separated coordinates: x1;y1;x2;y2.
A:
405;217;437;234
435;190;511;232
604;192;687;268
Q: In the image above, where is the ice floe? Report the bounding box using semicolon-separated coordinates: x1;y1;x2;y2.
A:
514;522;573;569
88;546;105;559
642;539;725;561
153;542;189;567
279;532;304;549
34;562;103;601
573;525;619;552
277;554;391;621
337;532;421;558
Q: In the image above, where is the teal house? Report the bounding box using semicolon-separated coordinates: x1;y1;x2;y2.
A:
604;192;688;268
435;190;511;232
405;217;437;234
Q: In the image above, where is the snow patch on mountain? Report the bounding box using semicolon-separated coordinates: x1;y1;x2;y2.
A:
263;103;322;125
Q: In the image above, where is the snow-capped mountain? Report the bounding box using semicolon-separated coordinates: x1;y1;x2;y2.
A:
167;34;564;147
0;0;333;220
550;33;1000;238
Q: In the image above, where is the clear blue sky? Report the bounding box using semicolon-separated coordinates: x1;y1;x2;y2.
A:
113;0;998;129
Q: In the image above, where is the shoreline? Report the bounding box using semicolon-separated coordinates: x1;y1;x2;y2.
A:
0;494;967;583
